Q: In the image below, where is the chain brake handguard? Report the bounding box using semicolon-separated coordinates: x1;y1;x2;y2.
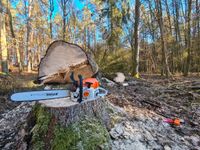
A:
70;72;83;103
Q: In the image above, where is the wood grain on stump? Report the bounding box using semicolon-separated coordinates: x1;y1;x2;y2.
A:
38;98;110;128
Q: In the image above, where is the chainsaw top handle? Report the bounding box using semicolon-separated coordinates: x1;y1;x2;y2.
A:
70;72;83;103
77;74;83;103
70;72;78;88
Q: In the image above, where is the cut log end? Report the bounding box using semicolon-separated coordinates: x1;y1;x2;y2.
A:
38;40;98;84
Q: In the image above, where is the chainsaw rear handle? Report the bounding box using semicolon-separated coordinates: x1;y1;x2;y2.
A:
98;87;108;98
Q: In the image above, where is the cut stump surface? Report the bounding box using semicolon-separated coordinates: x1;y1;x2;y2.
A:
38;98;110;127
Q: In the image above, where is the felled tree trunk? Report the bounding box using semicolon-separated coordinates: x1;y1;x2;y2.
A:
37;40;98;84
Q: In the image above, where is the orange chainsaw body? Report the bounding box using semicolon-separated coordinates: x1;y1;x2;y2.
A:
83;78;99;89
81;78;107;100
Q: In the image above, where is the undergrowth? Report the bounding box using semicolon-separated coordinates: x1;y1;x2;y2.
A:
0;74;18;95
95;48;132;75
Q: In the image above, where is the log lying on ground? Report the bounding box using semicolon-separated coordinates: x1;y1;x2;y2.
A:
37;40;98;84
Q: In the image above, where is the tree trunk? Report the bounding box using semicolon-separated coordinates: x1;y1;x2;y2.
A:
84;27;87;50
164;0;172;35
24;0;33;72
156;0;171;77
61;0;69;40
132;0;140;77
173;0;182;72
184;0;192;76
49;0;54;39
196;0;200;73
87;26;91;50
0;12;2;72
0;13;9;73
16;40;23;73
197;0;200;40
164;0;175;74
147;0;157;73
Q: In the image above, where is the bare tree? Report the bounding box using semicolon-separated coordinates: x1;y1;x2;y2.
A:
49;0;54;39
184;0;192;76
147;0;158;73
24;0;33;72
60;0;70;40
155;0;171;77
132;0;140;77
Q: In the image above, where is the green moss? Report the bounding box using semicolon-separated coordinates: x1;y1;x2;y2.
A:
79;118;110;150
52;117;110;150
31;105;110;150
106;105;125;127
31;105;51;150
52;124;79;150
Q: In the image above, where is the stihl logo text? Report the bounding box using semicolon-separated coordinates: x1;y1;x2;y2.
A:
46;93;58;96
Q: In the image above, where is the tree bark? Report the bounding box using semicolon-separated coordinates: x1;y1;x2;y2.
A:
16;40;23;72
61;0;69;40
164;0;172;35
184;0;192;76
147;0;157;73
132;0;140;77
38;98;110;127
0;11;2;72
0;12;8;73
24;0;33;72
156;0;171;77
49;0;54;39
173;0;182;72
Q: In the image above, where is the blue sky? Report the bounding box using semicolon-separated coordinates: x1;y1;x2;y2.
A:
52;0;85;17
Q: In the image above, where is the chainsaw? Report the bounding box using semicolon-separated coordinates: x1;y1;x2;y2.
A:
10;73;107;103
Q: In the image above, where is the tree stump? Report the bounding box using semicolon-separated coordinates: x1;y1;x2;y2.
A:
30;98;111;150
38;98;110;127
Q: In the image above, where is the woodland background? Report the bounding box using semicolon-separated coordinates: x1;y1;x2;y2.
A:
0;0;199;77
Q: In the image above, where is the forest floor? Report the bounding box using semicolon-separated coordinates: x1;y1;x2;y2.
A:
105;74;200;150
0;72;38;118
0;73;200;149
